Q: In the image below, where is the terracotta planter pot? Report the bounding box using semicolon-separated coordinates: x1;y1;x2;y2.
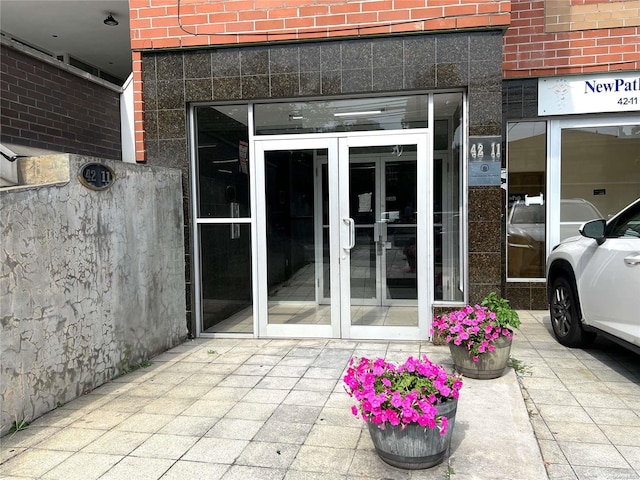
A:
367;399;458;470
449;334;512;379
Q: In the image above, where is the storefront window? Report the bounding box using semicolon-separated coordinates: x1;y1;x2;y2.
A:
507;121;547;279
254;95;428;135
561;125;640;240
195;105;250;218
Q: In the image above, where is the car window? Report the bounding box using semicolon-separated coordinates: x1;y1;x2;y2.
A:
560;201;602;222
608;203;640;238
511;204;544;224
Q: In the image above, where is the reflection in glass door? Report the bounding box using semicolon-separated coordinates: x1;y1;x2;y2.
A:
262;147;336;337
345;146;418;328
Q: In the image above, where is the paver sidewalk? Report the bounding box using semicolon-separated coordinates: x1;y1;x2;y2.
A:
0;316;553;479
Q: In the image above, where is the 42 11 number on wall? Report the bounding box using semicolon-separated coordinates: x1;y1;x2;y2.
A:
469;136;501;161
78;163;116;191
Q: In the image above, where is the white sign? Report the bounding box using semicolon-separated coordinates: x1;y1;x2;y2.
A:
539;73;640;116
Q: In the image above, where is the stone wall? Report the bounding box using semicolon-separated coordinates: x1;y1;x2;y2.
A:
0;155;188;436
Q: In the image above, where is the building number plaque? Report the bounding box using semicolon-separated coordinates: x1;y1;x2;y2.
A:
78;163;115;191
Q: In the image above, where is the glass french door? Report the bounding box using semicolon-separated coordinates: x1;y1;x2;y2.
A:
255;133;430;339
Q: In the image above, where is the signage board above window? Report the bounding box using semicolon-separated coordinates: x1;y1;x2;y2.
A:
539;73;640;116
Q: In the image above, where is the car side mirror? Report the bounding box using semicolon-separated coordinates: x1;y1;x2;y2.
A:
580;219;606;244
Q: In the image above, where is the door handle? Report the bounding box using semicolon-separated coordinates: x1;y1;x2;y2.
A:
624;253;640;266
343;218;355;250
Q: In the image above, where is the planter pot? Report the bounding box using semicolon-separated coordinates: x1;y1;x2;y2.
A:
449;334;512;379
367;399;457;470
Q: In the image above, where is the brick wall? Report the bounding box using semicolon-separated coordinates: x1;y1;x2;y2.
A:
504;0;640;78
0;45;122;160
129;0;511;162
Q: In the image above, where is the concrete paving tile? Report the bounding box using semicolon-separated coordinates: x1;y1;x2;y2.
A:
283;390;331;407
205;418;264;440
520;376;567;391
558;441;630;468
284;471;350;480
255;376;300;390
95;394;147;413
130;433;199;459
268;365;311;377
294;378;339;392
200;363;239;375
217;375;262;388
157;415;218;436
235;441;300;469
233;364;275;376
289;445;354;475
224;401;278;421
324;392;355;410
81;430;151;455
527;388;580;406
270;404;322;424
604;382;640;396
221;465;286;480
69;409;133;430
202;386;251;402
114;413;175;433
211;353;253;364
242;388;290;404
33;427;106;451
348;449;409;479
618;445;640;471
304;425;360;449
125;382;174;397
159;460;229;479
161;361;207;373
163;384;213;399
0;448;72;478
287;347;322;358
573;391;628;408
537;405;594;424
303;367;344;380
180;400;236;418
40;451;121;480
538;438;570;464
0;446;26;464
315;406;358;426
28;408;84;428
185;373;226;386
572;465;639;479
546;421;610;443
0;426;61;448
182;437;248;463
552;368;601;383
254;420;313;444
245;354;285;366
584;406;640;426
545;463;578;479
145;372;192;385
54;394;110;411
99;456;174;480
530;416;555;440
563;381;613;394
141;396;196;415
601;425;640;447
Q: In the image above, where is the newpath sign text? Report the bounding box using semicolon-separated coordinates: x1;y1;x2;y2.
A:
539;73;640;116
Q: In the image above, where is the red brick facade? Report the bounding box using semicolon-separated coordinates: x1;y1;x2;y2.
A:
128;0;511;162
503;0;640;78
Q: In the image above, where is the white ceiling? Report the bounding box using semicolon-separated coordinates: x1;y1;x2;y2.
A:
0;0;132;83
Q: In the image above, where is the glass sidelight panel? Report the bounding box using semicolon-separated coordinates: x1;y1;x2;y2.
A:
265;149;332;326
200;224;253;334
561;125;640;240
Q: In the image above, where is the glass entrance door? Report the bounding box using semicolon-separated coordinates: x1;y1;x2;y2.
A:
255;133;430;339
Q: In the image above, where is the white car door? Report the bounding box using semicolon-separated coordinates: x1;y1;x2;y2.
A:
579;205;640;346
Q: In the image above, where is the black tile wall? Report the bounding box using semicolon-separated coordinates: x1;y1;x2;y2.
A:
142;30;506;320
502;77;546;310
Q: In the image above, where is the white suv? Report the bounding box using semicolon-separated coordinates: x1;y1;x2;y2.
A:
546;197;640;353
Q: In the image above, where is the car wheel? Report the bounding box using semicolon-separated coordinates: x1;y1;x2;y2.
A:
549;276;596;347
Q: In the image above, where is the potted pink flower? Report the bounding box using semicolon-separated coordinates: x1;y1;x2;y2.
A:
343;355;462;469
432;292;520;379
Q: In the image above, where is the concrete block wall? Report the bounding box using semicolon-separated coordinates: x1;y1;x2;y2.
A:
0;155;188;436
